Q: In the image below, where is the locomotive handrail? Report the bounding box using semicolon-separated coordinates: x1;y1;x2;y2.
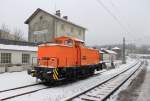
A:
31;57;38;67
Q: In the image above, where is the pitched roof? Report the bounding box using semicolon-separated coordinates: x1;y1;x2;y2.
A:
101;49;117;54
99;50;104;54
25;8;86;30
105;50;117;54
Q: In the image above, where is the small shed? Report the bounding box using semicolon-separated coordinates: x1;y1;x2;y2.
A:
112;47;121;60
101;49;117;63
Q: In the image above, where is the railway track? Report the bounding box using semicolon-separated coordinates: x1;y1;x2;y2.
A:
0;83;49;101
0;61;140;101
63;60;143;101
0;71;106;101
0;83;43;93
0;70;107;101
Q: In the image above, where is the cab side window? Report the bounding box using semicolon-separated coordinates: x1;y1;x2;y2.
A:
64;39;73;46
75;42;85;47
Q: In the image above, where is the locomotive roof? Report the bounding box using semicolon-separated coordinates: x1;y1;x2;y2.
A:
52;36;84;43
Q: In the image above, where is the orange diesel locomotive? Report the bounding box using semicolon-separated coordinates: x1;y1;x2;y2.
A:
28;36;103;82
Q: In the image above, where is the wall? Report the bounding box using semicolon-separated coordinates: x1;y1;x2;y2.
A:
55;20;85;40
112;49;121;60
103;53;116;63
0;50;37;65
28;11;54;42
103;54;111;63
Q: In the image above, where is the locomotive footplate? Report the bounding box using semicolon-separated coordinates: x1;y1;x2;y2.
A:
28;67;62;81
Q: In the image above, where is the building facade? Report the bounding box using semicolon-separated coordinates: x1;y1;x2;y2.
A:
0;39;37;73
0;48;37;66
25;8;86;43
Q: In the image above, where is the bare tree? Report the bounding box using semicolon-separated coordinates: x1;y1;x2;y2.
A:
1;23;10;33
0;23;10;39
13;28;24;41
0;24;25;41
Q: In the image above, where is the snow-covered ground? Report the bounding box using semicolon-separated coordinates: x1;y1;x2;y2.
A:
0;58;138;101
107;59;144;101
0;60;122;92
137;60;150;101
0;71;37;91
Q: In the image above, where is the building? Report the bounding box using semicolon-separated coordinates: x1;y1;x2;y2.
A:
112;47;121;60
25;8;86;43
0;39;37;73
101;49;117;63
100;49;117;69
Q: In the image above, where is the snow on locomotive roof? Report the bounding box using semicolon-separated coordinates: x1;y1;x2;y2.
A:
0;44;37;52
53;36;84;43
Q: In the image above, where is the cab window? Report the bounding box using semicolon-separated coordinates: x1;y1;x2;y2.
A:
75;42;85;47
64;39;73;46
80;42;85;47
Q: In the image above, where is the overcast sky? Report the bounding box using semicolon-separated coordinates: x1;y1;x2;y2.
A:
0;0;150;46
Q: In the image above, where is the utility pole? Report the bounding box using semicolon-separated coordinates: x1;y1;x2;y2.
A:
122;37;126;64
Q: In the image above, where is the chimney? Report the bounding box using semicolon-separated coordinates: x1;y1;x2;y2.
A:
63;16;68;20
55;10;61;17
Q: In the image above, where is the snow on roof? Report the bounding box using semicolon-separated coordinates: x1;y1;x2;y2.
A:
112;47;120;50
106;50;117;54
0;44;37;52
99;50;104;54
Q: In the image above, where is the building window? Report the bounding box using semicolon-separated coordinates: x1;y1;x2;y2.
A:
22;54;30;64
1;53;11;64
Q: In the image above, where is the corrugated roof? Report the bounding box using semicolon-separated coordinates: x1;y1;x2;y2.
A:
25;8;86;30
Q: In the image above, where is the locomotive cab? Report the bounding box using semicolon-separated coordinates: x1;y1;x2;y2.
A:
51;36;85;47
38;36;85;67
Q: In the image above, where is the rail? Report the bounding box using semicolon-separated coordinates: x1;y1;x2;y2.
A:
63;60;143;101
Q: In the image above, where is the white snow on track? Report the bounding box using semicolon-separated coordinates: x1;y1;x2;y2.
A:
0;58;138;101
